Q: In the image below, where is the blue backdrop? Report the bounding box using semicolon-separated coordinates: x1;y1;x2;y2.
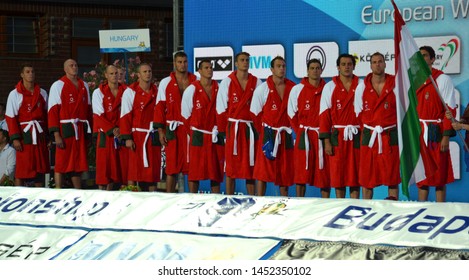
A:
184;0;469;202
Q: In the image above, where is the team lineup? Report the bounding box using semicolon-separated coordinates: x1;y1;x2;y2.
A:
2;46;459;202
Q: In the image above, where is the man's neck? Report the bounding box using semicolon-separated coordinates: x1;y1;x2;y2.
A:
200;77;212;87
23;80;35;92
139;81;151;92
372;73;386;82
236;69;249;80
66;74;78;82
272;75;285;85
308;77;320;87
339;74;353;84
0;142;6;151
175;71;188;79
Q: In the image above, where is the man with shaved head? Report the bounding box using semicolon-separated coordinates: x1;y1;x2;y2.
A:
92;65;127;190
48;59;92;188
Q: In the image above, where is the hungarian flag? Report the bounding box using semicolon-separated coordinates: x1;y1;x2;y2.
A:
392;0;437;198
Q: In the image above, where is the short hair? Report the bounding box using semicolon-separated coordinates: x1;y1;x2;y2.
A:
136;62;152;73
307;58;322;69
20;63;34;73
235;52;250;61
270;56;285;68
370;52;385;63
173;51;188;60
105;64;118;73
0;129;9;143
336;54;356;67
419;46;435;59
197;59;212;70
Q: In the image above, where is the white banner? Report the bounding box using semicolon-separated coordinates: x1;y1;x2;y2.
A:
0;225;86;260
349;35;461;77
55;230;278;260
99;29;151;53
242;44;285;79
1;188;468;251
293;42;339;78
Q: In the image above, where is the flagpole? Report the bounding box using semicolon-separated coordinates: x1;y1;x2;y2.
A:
428;76;469;152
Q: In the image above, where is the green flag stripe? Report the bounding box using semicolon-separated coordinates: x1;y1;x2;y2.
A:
399;51;430;197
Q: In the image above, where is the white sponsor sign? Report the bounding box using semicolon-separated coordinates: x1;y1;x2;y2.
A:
349;36;461;76
349;39;394;77
193;46;234;80
1;188;469;251
99;29;151;53
242;44;285;79
55;230;278;260
293;42;339;78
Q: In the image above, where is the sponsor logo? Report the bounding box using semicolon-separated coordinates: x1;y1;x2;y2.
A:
324;205;469;240
195;56;233;72
306;45;327;71
438;38;459;71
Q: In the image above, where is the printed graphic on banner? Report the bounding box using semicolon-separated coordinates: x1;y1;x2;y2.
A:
99;29;151;53
293;42;339;78
54;230;278;260
349;39;394;77
349;36;461;76
242;44;285;79
0;225;86;260
2;188;469;251
193;46;234;80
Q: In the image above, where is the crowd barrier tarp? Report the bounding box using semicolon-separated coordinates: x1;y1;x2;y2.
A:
0;224;86;260
53;230;279;260
271;240;469;260
1;187;469;256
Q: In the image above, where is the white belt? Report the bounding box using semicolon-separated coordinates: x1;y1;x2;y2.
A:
363;124;396;154
419;119;442;147
264;123;293;158
166;120;183;131
333;124;359;141
60;118;91;140
191;125;219;144
228;118;255;166
300;125;323;170
20;120;43;145
132;123;156;168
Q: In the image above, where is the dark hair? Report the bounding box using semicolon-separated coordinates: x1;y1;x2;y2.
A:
270;56;285;68
307;58;322;69
235;52;250;61
419;46;435;59
0;103;5;110
20;63;34;73
0;129;9;143
336;54;356;67
173;51;188;60
370;52;385;63
197;59;212;70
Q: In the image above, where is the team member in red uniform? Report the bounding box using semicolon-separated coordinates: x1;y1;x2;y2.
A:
319;54;363;199
120;63;161;191
288;59;330;198
354;52;400;200
250;56;295;196
416;46;456;202
154;51;197;193
181;59;224;193
92;65;127;190
217;52;261;195
6;64;50;187
48;59;92;189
